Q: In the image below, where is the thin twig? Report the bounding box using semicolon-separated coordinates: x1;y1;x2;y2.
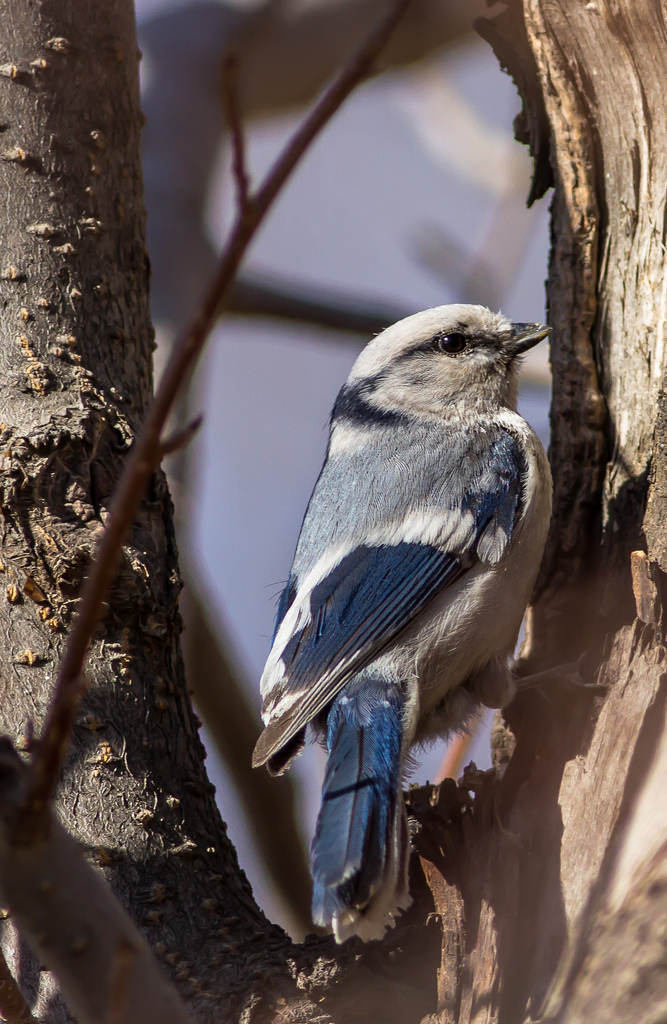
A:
108;936;139;1024
160;415;203;458
434;728;477;784
0;946;39;1024
221;54;250;214
21;0;414;822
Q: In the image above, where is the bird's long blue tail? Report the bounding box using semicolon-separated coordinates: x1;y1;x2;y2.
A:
311;673;409;942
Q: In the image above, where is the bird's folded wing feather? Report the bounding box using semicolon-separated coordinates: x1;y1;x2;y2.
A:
252;430;525;769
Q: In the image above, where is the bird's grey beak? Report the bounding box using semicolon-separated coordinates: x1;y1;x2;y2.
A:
508;322;551;355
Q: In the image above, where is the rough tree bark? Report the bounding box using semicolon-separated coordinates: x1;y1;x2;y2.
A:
3;0;667;1022
0;0;272;1019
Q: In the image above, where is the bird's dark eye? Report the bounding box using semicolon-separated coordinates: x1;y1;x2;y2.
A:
436;333;467;355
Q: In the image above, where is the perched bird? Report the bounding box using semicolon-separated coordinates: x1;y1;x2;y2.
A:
252;304;552;942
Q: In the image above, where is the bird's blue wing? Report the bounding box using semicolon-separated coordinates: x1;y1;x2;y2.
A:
253;542;463;771
253;431;525;771
282;543;463;690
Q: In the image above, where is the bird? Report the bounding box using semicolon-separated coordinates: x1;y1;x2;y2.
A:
252;304;552;943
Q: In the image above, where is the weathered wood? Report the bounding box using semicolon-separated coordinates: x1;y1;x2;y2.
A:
411;2;667;1021
545;641;667;1024
412;619;665;1023
528;0;667;639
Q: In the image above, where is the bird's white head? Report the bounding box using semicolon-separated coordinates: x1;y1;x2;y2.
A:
344;303;549;421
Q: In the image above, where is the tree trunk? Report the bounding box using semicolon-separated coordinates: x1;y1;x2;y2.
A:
411;2;667;1021
0;0;275;1019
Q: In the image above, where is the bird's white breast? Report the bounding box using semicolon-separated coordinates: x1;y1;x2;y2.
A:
390;414;551;740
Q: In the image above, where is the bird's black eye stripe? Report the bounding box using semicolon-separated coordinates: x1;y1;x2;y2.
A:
436;332;467;355
393;333;473;363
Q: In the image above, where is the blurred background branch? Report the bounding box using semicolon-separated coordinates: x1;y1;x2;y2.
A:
180;581;314;932
225;272;408;339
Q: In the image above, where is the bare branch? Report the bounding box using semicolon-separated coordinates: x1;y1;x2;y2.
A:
0;742;193;1024
159;415;203;459
180;585;313;934
20;0;413;825
221;54;250;215
225;271;409;339
433;728;476;784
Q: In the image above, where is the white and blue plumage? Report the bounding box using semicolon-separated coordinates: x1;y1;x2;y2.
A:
252;304;552;942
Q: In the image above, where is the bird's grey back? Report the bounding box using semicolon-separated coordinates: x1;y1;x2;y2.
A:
291;410;527;582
